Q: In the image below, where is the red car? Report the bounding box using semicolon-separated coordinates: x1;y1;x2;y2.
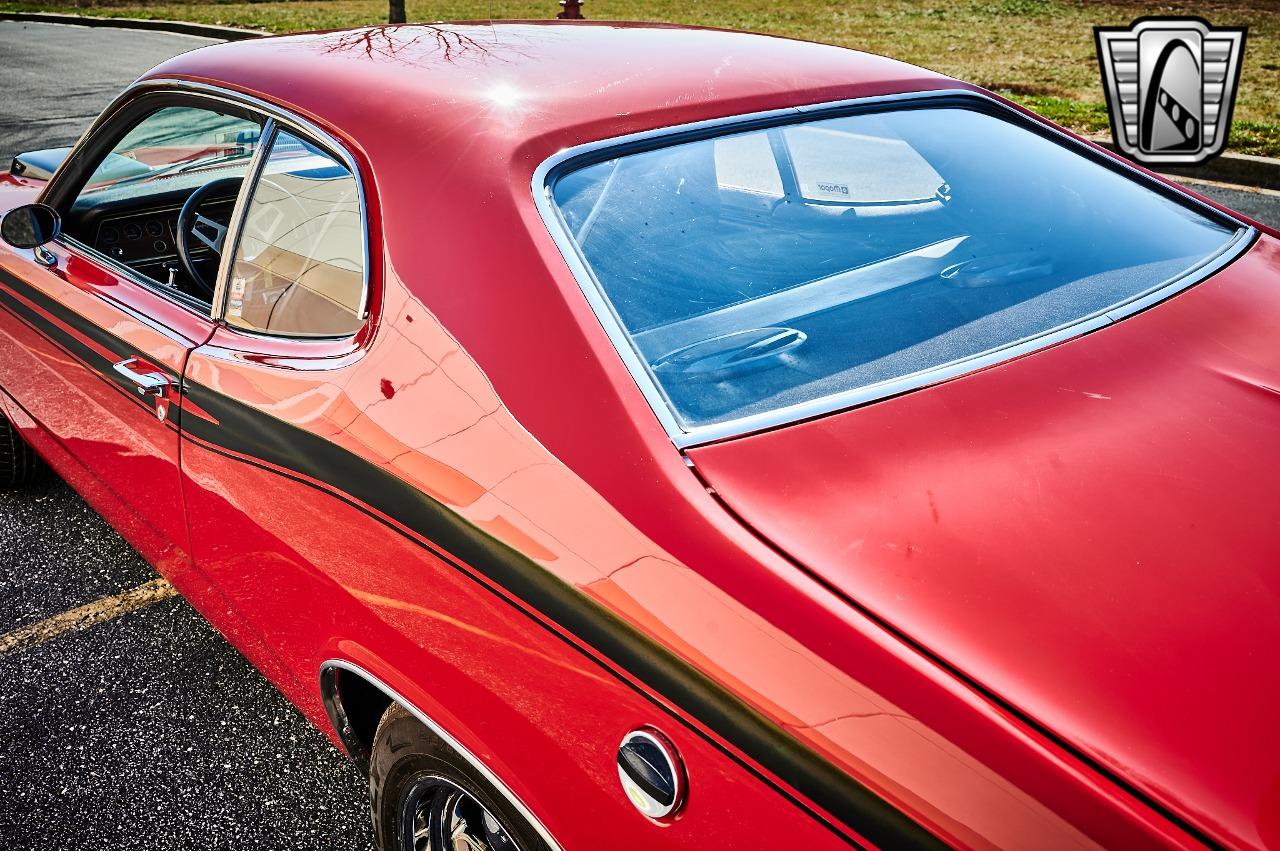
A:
1;21;1276;851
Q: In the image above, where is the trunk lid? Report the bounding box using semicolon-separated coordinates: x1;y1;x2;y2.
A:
687;234;1280;849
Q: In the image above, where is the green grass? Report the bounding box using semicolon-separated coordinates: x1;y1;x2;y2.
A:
4;0;1277;156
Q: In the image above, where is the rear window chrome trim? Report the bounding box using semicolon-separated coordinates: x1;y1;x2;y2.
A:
532;88;1255;449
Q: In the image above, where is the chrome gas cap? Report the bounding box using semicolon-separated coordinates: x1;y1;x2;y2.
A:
617;728;685;819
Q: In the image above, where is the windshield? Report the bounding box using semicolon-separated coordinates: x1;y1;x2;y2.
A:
549;103;1242;432
82;106;262;192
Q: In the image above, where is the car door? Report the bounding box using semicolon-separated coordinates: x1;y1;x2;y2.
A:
0;94;264;574
176;120;375;702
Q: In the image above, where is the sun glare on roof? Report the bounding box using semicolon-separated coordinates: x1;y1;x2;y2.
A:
485;83;524;109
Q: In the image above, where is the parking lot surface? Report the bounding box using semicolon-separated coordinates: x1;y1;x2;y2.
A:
1178;178;1280;228
0;21;224;166
0;480;376;849
0;17;1277;851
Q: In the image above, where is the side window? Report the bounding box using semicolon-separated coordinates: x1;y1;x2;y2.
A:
80;107;261;195
225;129;365;337
64;105;264;304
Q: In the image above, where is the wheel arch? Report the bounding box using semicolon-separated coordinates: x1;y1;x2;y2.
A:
317;658;564;851
319;660;394;775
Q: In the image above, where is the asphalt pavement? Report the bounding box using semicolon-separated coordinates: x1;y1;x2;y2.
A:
0;17;1277;851
1177;178;1280;228
0;20;219;167
0;478;376;850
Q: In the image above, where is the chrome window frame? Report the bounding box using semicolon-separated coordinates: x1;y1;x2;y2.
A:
38;79;373;338
532;89;1256;449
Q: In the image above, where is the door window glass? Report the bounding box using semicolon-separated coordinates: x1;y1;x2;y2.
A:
81;106;261;193
225;129;365;337
63;105;263;304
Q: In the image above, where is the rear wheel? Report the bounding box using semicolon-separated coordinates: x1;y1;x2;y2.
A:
0;412;44;488
369;702;547;851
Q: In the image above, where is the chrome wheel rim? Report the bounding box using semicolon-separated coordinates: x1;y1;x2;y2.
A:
402;775;521;851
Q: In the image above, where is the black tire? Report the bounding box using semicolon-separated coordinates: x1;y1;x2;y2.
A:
369;702;548;851
0;412;44;488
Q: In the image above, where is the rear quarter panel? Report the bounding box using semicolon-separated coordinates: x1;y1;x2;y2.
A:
176;272;866;849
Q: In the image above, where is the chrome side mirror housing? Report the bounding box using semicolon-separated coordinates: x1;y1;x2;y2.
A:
1;203;61;250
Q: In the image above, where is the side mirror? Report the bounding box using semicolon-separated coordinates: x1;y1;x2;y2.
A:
1;203;61;250
10;147;73;181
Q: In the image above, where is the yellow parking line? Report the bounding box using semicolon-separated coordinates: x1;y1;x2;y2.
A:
0;578;177;656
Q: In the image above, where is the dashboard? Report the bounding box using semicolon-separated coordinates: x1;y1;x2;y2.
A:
65;170;242;299
82;197;235;290
95;207;182;265
92;198;233;276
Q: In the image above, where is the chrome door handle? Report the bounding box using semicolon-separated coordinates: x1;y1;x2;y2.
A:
113;358;170;397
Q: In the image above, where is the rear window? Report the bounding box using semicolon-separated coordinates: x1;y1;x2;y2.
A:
547;102;1243;434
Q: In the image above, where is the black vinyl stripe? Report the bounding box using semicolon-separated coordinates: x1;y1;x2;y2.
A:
177;428;867;848
0;277;179;427
0;280;116;372
179;380;943;849
0;267;182;380
0;264;942;849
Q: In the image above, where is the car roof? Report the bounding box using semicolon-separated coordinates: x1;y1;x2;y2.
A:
142;21;956;165
135;24;971;544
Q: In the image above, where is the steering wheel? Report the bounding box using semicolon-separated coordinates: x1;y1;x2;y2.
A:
177;176;243;299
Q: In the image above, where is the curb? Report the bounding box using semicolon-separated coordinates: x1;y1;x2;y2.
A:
1089;137;1280;191
0;10;266;40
